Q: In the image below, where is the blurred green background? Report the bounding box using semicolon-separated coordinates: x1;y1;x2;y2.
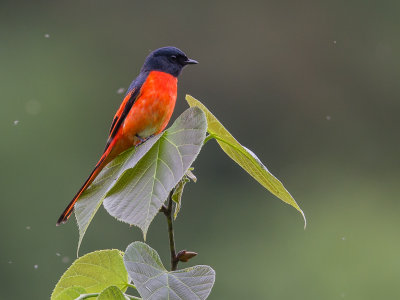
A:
1;0;400;299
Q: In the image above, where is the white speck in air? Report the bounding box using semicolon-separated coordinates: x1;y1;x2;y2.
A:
341;236;346;241
333;40;337;44
13;120;19;125
26;226;31;230
44;34;50;38
326;115;331;121
117;88;125;94
56;253;61;257
34;264;39;269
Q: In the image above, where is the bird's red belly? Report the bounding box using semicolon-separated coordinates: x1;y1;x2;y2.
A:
122;71;177;145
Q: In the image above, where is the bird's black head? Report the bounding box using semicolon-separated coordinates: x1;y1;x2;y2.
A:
141;46;198;77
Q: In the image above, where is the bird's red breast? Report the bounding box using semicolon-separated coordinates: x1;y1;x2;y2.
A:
125;71;177;140
109;70;178;157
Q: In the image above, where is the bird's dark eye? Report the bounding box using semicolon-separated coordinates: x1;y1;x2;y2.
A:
170;55;177;60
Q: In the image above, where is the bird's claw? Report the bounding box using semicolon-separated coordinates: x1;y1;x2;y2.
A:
136;134;155;145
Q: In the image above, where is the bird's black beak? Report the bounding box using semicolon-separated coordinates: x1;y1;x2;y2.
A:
184;58;198;65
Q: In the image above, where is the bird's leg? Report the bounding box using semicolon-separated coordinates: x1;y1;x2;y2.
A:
135;134;155;145
135;134;146;143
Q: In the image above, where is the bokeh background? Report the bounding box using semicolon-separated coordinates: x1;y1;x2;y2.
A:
1;0;400;299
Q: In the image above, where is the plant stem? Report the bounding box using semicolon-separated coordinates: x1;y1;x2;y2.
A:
126;283;137;290
75;293;98;300
125;295;142;300
203;133;215;145
161;190;179;271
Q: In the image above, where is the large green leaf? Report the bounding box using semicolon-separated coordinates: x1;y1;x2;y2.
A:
51;250;128;300
186;95;306;226
102;107;207;238
74;107;206;250
124;242;215;300
75;136;161;253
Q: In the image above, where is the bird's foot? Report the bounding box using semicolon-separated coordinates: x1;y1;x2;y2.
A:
135;134;146;143
135;134;155;145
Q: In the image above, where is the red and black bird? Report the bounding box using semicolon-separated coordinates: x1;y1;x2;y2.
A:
57;46;198;225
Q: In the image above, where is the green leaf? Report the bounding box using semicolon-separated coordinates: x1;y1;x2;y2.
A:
185;169;197;182
124;242;215;300
74;107;206;250
102;107;207;238
51;250;128;300
172;169;196;219
97;286;127;300
172;176;189;219
75;136;162;253
186;94;306;227
52;286;86;300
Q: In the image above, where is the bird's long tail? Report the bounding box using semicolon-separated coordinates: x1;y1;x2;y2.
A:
56;146;113;226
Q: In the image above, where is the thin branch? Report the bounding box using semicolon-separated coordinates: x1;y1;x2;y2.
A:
162;190;179;271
